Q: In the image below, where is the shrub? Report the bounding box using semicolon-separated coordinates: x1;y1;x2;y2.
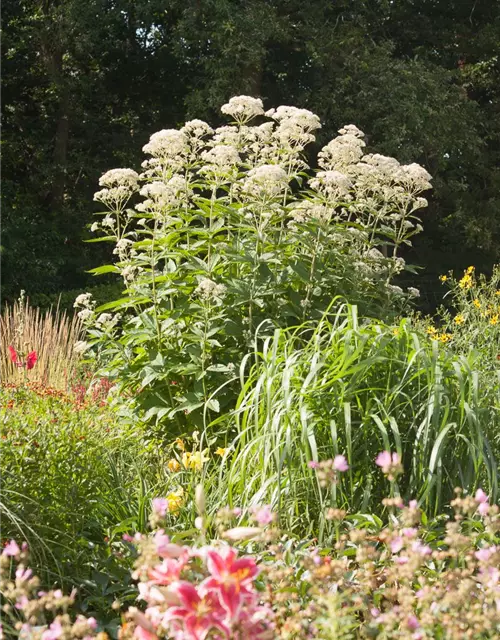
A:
80;96;432;433
0;384;174;626
207;304;498;533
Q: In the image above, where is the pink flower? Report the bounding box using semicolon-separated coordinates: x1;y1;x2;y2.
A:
152;498;169;517
406;615;420;631
308;461;319;469
333;455;349;472
41;620;63;640
204;547;259;617
408;500;418;510
475;489;490;515
390;537;404;553
148;558;186;586
478;502;490;516
2;540;20;557
411;540;432;556
475;488;488;503
251;505;274;526
163;581;229;640
15;567;32;581
402;527;418;538
375;451;392;470
475;545;497;562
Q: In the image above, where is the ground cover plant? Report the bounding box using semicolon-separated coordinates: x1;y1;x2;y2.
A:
2;471;499;639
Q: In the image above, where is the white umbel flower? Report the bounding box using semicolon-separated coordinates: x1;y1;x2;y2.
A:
221;96;264;123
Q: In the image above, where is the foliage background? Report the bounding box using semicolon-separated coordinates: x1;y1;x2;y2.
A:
2;0;500;304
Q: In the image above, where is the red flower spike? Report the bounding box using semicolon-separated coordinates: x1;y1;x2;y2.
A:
8;346;18;363
26;352;37;370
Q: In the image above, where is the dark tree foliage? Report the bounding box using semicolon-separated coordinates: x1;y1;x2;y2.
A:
2;0;500;303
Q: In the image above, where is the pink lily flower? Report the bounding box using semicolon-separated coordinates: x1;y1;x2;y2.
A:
163;581;229;640
204;548;259;617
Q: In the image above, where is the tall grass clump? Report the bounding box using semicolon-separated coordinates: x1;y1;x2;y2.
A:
208;304;498;539
0;292;83;388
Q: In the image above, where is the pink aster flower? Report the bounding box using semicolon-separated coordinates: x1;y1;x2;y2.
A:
2;540;20;557
475;545;497;562
333;455;349;472
375;451;392;470
41;620;63;640
152;498;169;517
251;505;274;526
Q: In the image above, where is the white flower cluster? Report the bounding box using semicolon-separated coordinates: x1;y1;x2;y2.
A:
94;186;133;207
242;164;288;199
221;96;264;124
99;168;139;189
137;176;191;213
181;119;214;139
94;168;139;209
96;313;121;329
200;145;241;177
143;129;187;158
74;293;93;309
309;170;352;200
318;130;366;170
194;278;227;303
113;238;135;260
73;340;90;355
288;201;330;227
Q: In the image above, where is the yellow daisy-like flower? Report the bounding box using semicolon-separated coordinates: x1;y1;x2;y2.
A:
166;488;184;514
473;299;481;309
490;315;499;326
495;290;500;296
438;333;452;343
174;438;185;451
392;328;400;337
454;314;465;325
439;275;448;283
459;274;473;290
167;458;181;473
215;447;228;457
427;326;438;336
466;266;475;275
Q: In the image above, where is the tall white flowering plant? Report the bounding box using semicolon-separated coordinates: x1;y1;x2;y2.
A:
78;96;432;431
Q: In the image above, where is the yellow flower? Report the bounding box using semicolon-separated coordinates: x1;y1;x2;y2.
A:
166;488;184;514
182;449;209;471
454;314;465;325
473;299;481;308
426;326;438;336
495;291;500;296
174;438;185;451
490;315;499;326
215;447;228;457
438;333;452;343
459;274;473;290
167;458;181;473
439;275;448;283
466;266;475;275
